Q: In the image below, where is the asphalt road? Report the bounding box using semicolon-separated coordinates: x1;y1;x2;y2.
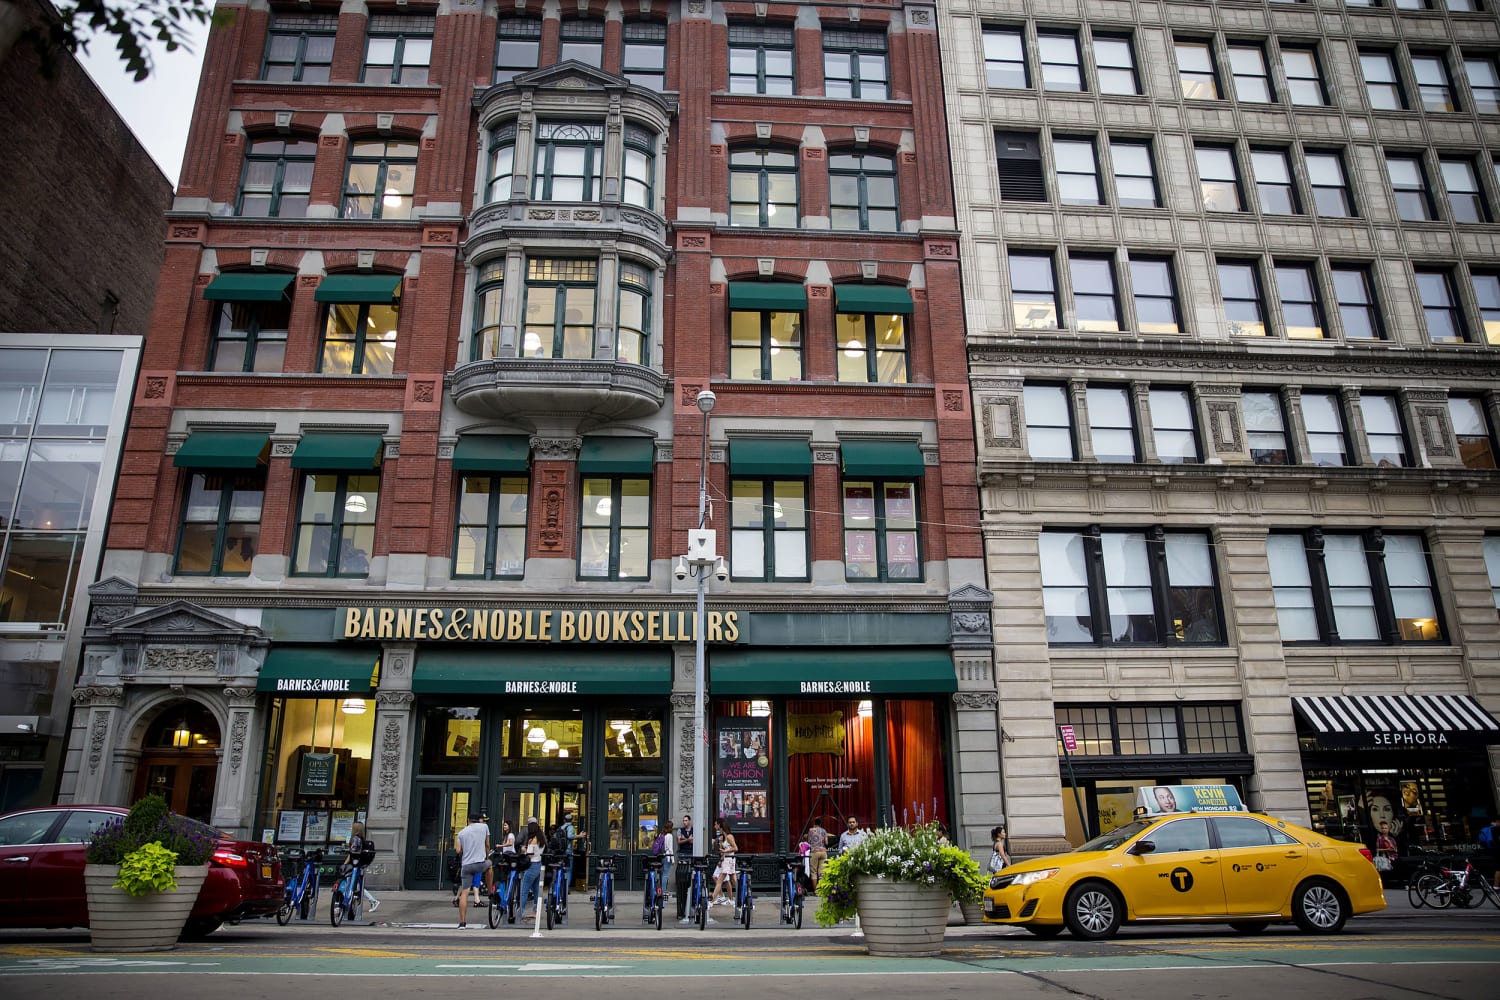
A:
2;896;1496;999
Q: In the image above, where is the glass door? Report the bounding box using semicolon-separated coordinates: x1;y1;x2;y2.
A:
498;783;588;885
408;781;476;889
602;784;662;889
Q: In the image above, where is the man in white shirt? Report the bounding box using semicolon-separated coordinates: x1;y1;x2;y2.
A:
838;815;868;853
454;811;491;928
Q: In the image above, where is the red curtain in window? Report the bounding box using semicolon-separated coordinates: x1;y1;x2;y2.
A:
885;699;947;829
787;700;876;837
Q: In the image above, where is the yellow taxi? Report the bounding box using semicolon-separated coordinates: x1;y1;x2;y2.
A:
983;811;1385;939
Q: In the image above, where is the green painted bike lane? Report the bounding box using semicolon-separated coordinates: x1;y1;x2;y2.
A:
2;936;1498;978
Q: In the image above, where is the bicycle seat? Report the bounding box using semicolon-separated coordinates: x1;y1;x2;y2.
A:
280;847;307;862
642;857;664;870
778;856;801;869
690;857;712;870
596;855;618;872
306;848;326;862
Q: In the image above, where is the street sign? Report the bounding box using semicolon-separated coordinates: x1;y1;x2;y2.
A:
1059;724;1078;753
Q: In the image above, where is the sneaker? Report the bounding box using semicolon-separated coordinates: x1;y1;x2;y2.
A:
457;922;467;929
451;897;459;908
368;900;380;913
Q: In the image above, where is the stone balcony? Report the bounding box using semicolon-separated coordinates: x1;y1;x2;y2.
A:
449;356;668;433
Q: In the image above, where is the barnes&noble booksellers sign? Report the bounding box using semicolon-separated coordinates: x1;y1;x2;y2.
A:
343;606;741;643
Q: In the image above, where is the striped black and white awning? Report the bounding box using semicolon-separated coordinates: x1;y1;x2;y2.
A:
1293;694;1500;748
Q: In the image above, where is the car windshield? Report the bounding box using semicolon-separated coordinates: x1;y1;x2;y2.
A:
1074;821;1152;852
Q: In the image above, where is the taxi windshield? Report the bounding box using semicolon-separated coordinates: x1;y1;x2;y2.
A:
1074;821;1153;853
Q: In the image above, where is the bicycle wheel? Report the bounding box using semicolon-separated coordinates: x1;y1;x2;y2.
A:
595;888;604;931
743;892;753;929
348;890;361;923
1418;874;1453;909
330;888;345;927
1483;878;1500;910
299;887;313;921
1461;881;1489;909
489;892;503;929
508;884;519;924
793;899;803;930
696;893;707;930
655;892;664;930
1406;874;1427;909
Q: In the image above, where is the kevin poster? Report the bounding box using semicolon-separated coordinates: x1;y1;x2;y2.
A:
1137;784;1245;815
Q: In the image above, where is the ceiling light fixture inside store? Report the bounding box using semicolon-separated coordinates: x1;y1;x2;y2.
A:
542;738;559;752
749;701;771;718
345;495;368;513
557;748;569;758
527;726;546;744
341;697;367;715
857;700;873;718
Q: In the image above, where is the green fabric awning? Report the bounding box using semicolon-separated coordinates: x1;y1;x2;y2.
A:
290;433;385;470
840;440;927;478
314;274;403;304
258;647;379;695
728;439;812;476
414;649;672;695
712;649;957;695
452;436;530;473
835;285;914;315
728;282;807;311
173;431;270;469
578;437;655;474
202;272;294;302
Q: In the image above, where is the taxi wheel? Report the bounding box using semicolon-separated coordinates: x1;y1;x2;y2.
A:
1024;925;1065;938
1063;881;1122;940
1292;879;1348;934
1228;921;1269;935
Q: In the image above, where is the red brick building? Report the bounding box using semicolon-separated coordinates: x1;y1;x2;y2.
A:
70;2;995;892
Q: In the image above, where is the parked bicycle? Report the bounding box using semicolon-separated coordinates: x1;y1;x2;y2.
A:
593;854;618;930
488;850;522;928
688;857;711;930
778;854;805;929
543;853;570;929
330;842;376;927
1406;859;1448;908
641;856;665;930
1416;860;1500;909
276;847;325;924
732;855;754;928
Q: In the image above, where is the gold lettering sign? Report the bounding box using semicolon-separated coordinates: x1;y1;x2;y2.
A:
787;712;846;756
342;607;739;644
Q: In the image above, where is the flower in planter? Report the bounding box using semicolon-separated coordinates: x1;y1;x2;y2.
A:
87;793;214;893
814;822;986;927
115;841;183;896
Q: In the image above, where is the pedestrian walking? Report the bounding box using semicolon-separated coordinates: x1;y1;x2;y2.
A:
805;816;829;887
710;818;738;905
453;811;491;929
988;823;1010;874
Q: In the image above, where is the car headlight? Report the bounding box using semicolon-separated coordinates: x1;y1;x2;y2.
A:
1010;868;1060;886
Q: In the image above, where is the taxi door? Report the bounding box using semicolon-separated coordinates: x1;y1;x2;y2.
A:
1212;816;1309;915
1111;817;1227;918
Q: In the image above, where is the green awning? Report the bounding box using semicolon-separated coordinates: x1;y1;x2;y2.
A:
290;433;385;470
414;649;672;695
578;438;655;474
173;431;270;469
712;649;957;695
835;285;914;315
728;439;812;476
202;272;294;302
840;440;926;477
452;435;530;473
258;647;379;695
314;274;403;304
728;282;807;312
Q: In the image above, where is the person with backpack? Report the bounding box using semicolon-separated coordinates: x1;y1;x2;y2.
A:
344;821;379;912
546;823;572;905
560;811;578;896
652;819;676;904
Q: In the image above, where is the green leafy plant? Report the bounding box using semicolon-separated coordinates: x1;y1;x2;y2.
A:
114;841;181;896
87;793;215;875
815;823;986;927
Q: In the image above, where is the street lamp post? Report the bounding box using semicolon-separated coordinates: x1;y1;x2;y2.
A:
676;389;723;860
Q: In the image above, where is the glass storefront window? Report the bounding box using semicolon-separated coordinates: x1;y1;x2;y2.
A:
602;711;664;776
500;711;583;774
1304;765;1494;851
418;705;482;775
256;697;375;847
886;699;947;828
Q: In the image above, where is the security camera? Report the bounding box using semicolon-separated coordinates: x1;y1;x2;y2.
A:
713;557;728;584
674;557;689;583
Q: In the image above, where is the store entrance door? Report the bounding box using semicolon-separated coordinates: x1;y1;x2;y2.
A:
408;781;478;889
133;753;218;823
601;784;663;891
499;783;588;886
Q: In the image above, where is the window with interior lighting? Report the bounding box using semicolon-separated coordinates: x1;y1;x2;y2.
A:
523;258;597;359
1449;396;1498;469
729;148;798;227
1268;530;1444;643
578;477;650;580
836;311;907;383
500;711;585;774
602;711;665;776
175;472;265;576
730;306;803;381
254;694;376;846
417;705;482;775
453;475;527;579
842;480;921;582
291;473;379;577
616;262;652;365
236;137;315;218
320;296;400;375
1040;528;1224;645
210;297;290;373
730;479;808;581
341;139;417;220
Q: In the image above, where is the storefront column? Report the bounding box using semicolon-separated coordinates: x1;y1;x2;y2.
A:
950;584;1002;852
983;522;1069;853
368;644;415;891
1215;525;1306;821
213;685;265;836
670;647;698;821
67;684;126;804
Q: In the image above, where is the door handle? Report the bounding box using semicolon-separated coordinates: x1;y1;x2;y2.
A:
1199;857;1218;865
4;856;29;862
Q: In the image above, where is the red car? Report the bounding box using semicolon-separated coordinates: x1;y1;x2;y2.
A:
0;805;284;938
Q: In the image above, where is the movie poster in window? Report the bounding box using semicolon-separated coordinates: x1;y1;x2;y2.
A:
886;531;918;572
885;483;915;522
715;717;770;833
846;530;877;567
844;485;875;520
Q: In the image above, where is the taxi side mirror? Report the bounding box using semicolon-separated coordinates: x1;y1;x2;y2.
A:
1129;840;1156;855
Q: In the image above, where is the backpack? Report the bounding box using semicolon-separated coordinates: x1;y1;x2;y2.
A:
1482;825;1496;849
547;829;570;855
651;833;667;856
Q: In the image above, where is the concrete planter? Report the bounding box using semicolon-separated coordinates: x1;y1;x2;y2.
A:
958;900;986;925
854;876;951;957
84;864;209;952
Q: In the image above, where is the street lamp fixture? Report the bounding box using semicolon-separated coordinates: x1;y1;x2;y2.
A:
686;388;722;859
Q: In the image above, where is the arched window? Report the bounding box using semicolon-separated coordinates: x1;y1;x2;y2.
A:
532;123;605;202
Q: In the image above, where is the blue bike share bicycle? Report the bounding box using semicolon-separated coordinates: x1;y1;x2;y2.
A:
543;852;570;929
593;854;618;930
688;856;711;930
778;855;805;928
641;856;665;930
276;847;325;924
488;850;521;928
330;842;376;927
732;855;754;928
